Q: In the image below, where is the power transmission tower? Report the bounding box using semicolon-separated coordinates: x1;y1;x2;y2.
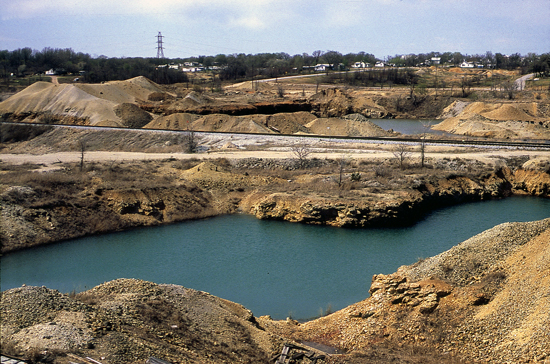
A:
156;32;165;60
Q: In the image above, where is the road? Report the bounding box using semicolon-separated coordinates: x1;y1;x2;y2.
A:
515;73;534;91
2;145;549;172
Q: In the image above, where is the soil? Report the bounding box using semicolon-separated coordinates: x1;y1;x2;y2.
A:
2;73;549;140
433;100;550;139
2;75;550;363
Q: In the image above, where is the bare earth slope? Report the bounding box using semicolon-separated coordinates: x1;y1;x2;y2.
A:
260;218;550;364
434;100;550;139
1;279;285;364
0;77;164;126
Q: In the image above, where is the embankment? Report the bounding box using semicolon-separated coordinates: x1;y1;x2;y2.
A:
1;162;548;254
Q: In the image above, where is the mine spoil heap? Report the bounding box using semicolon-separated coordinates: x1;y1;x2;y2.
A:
2;219;550;364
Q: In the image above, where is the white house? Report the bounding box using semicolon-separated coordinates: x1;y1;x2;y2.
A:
315;64;332;72
374;61;385;68
460;61;475;68
182;67;205;73
351;61;371;69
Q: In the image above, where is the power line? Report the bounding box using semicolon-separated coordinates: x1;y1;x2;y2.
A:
156;32;165;59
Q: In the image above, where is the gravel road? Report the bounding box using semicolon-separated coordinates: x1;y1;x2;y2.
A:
1;146;549;170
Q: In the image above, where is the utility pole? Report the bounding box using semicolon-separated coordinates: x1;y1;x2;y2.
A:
156;32;165;60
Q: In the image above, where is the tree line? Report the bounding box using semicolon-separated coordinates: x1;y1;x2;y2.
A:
387;51;550;75
1;47;549;86
0;47;188;84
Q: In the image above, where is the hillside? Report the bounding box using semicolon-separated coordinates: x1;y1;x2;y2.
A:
434;100;550;139
260;218;550;363
0;77;165;127
2;75;550;139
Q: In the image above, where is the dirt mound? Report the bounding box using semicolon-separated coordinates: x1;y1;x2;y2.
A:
0;77;165;126
482;104;533;121
227;81;274;91
266;112;314;134
435;101;550;139
144;113;200;130
180;161;278;189
439;100;471;119
190;114;274;134
168;91;216;109
305;117;391;137
148;91;175;102
114;103;153;128
1;279;283;363
75;76;165;104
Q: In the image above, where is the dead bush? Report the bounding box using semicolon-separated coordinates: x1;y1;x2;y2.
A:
374;165;391;178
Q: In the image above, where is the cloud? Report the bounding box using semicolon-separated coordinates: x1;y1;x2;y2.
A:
229;15;267;30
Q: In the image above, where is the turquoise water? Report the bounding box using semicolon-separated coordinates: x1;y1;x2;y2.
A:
370;119;449;135
1;196;549;320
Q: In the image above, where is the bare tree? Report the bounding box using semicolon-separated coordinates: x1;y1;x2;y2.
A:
277;84;285;98
502;80;518;100
312;50;324;65
182;125;201;153
291;143;312;168
393;144;411;169
78;139;86;172
461;76;472;97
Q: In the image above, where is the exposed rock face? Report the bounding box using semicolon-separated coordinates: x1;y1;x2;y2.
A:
368;274;452;314
0;185;219;253
2;165;548;253
246;192;424;227
308;88;389;118
244;168;548;228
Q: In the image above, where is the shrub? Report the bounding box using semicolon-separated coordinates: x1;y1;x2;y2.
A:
350;172;361;181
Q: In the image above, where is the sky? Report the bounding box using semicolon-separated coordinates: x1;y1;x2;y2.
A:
1;0;549;59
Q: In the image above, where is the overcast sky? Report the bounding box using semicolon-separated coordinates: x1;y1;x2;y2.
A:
1;0;549;59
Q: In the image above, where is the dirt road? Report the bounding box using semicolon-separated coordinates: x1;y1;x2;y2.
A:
2;148;549;171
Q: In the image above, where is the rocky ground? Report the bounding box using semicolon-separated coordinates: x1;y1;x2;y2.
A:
1;72;549;140
259;218;550;364
1;133;550;362
1;73;550;363
1;279;286;364
2;220;549;364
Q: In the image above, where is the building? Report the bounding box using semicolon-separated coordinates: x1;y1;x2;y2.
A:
351;61;371;69
314;64;332;72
